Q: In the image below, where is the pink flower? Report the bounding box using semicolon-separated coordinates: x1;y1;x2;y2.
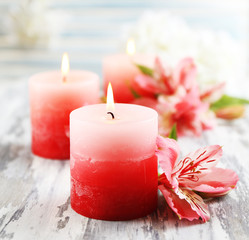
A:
156;86;214;137
157;136;239;222
134;57;174;96
134;57;197;96
132;57;217;137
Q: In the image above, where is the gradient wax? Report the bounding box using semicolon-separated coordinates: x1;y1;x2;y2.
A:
70;103;158;220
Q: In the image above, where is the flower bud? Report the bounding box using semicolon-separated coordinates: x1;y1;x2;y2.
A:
215;105;245;119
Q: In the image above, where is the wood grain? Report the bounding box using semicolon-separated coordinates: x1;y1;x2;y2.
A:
0;82;248;240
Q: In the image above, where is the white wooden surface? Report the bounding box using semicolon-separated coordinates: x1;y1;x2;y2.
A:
0;81;249;240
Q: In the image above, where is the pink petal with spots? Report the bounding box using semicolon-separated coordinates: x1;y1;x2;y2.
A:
158;185;210;222
189;167;239;197
175;145;222;176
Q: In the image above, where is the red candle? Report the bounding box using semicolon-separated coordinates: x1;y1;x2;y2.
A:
70;84;158;220
29;53;99;159
103;39;154;103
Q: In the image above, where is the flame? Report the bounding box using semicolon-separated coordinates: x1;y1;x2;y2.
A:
126;39;136;56
106;82;115;112
61;52;70;82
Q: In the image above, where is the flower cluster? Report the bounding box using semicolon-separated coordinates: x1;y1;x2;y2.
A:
123;11;247;93
132;57;248;137
156;136;239;222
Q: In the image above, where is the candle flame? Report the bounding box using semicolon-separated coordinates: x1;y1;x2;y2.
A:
126;39;136;56
61;52;70;82
106;82;115;112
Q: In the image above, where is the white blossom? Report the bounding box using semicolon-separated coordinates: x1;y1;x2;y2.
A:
9;0;64;48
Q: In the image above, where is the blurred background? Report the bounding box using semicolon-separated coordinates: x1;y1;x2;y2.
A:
0;0;248;96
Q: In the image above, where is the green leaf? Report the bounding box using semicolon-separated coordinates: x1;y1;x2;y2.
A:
211;95;249;111
168;124;177;140
130;87;141;99
136;64;154;77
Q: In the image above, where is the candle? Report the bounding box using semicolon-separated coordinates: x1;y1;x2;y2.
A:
103;39;154;103
29;53;100;160
70;83;158;220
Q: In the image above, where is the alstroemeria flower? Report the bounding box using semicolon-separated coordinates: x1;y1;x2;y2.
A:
133;86;215;137
134;57;197;96
132;57;216;137
156;86;214;137
157;136;239;222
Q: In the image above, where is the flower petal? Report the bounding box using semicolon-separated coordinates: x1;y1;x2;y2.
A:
134;74;162;95
173;58;197;91
200;82;226;103
186;145;222;168
174;145;223;177
158;173;171;188
158;185;210;222
154;57;176;94
190;167;239;197
172;85;206;137
156;136;179;188
178;188;210;222
201;109;216;131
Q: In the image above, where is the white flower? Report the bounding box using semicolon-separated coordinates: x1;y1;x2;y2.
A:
9;0;64;48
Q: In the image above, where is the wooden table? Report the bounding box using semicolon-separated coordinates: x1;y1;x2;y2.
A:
0;81;248;240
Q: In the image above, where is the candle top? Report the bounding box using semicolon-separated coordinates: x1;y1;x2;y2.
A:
29;70;99;85
70;103;158;126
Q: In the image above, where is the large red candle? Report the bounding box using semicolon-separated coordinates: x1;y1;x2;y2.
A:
29;54;99;160
70;84;158;220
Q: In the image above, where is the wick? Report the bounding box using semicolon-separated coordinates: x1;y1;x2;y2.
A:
107;112;115;119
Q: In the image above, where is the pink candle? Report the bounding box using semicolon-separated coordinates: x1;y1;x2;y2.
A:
70;84;158;220
29;54;99;160
103;40;154;103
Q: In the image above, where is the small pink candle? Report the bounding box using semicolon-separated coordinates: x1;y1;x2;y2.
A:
29;53;99;160
70;83;158;220
103;40;154;103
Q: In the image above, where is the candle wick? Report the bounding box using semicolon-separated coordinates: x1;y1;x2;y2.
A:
107;112;115;119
